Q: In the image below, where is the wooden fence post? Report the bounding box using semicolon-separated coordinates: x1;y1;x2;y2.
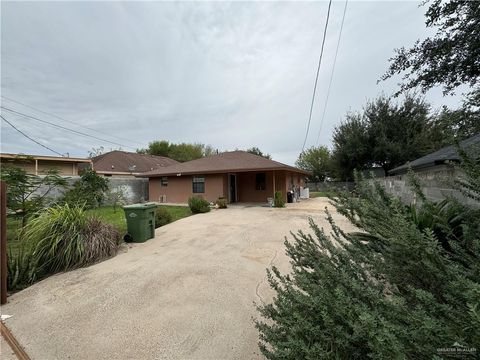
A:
1;181;7;304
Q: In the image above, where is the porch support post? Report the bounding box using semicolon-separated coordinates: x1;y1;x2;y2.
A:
35;159;38;175
272;170;276;197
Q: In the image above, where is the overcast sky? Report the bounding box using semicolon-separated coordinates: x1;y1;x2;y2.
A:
1;1;463;165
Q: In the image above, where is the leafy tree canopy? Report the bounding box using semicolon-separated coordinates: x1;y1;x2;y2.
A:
332;94;435;179
137;140;215;162
295;146;332;181
382;0;480;99
0;164;67;226
246;147;271;159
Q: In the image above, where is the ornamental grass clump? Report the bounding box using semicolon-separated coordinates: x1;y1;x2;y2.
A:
17;204;120;283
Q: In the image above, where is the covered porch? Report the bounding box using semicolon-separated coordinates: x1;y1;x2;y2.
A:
226;170;304;204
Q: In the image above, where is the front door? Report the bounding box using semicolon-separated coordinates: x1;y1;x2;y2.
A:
229;174;237;203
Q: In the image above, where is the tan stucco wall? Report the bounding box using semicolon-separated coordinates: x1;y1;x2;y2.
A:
148;171;305;204
0;159;79;176
149;174;226;203
236;171;287;202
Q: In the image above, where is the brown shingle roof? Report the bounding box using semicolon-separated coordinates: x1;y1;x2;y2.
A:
138;151;310;177
92;151;178;174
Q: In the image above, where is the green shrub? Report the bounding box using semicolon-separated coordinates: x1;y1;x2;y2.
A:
188;196;211;214
62;169;109;209
155;207;173;228
16;204;120;283
273;191;285;208
216;197;228;209
256;169;480;358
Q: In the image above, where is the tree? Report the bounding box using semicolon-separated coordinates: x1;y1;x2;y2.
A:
88;146;105;159
137;140;209;162
331;94;435;180
168;142;204;162
256;168;480;358
365;94;433;171
105;186;128;213
429;104;480;147
381;0;480;100
295;146;331;181
139;140;170;157
331;113;371;180
246;147;271;159
0;165;67;226
62;169;109;209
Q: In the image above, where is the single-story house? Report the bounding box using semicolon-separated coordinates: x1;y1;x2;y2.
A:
389;133;480;176
138;151;311;204
90;151;179;177
0;153;92;176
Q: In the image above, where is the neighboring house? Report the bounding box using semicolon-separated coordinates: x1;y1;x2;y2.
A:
382;133;480;205
389;133;480;176
91;151;179;177
138;151;311;204
0;153;92;176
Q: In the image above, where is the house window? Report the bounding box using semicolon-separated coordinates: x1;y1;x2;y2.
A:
161;176;168;187
255;173;266;190
192;175;205;193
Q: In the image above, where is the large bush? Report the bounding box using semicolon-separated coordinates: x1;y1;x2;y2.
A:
256;161;480;357
9;204;120;288
188;196;210;214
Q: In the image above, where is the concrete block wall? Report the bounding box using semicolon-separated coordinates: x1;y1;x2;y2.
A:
35;176;149;205
378;166;478;207
305;181;355;192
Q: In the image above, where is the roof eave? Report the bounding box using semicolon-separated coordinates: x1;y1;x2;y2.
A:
138;167;311;178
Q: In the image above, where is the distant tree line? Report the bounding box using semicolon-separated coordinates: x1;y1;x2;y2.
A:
296;93;479;181
295;0;479;182
136;140;271;162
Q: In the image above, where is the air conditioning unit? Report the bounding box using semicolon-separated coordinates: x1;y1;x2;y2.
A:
159;195;167;203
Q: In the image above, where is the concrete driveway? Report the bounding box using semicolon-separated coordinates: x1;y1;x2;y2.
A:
1;198;354;360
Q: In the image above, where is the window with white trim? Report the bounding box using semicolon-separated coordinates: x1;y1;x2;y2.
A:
192;175;205;193
161;176;168;187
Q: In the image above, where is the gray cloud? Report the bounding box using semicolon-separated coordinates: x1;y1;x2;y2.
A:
1;1;463;164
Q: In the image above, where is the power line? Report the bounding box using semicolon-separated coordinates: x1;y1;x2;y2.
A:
301;0;333;153
1;114;64;156
1;106;136;150
1;95;146;147
316;0;348;146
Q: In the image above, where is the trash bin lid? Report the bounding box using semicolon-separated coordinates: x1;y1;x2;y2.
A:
123;202;158;210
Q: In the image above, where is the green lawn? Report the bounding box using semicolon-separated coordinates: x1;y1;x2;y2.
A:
86;206;128;234
7;205;192;255
310;191;331;198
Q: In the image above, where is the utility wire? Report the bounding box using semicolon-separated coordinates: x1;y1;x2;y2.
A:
316;0;348;146
1;114;64;156
1;95;146;147
301;0;333;153
1;106;136;150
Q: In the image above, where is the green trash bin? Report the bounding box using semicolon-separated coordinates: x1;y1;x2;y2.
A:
123;203;157;242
